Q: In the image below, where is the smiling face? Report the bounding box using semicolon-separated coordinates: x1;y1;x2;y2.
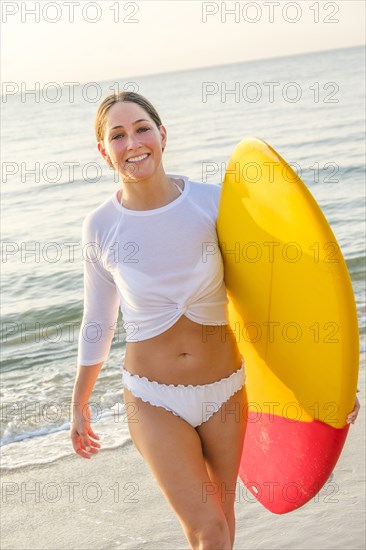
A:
98;101;167;183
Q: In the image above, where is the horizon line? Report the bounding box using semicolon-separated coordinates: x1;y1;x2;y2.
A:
95;43;364;88
1;43;364;96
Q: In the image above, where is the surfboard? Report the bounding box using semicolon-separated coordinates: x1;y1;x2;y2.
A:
216;137;359;514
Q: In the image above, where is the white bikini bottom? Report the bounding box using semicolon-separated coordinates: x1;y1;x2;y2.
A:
120;359;246;428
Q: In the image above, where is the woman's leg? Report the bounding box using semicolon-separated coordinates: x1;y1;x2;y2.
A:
123;387;232;549
196;385;248;548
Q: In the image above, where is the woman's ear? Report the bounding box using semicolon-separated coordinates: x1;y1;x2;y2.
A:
98;142;114;168
160;125;167;152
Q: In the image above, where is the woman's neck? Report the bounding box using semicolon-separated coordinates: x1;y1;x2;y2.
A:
119;169;181;211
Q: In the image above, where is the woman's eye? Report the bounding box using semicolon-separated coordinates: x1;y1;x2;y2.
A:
112;134;124;140
137;127;150;133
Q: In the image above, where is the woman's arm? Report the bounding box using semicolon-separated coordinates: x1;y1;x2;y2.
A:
77;215;120;367
70;362;103;459
72;362;103;407
71;214;120;458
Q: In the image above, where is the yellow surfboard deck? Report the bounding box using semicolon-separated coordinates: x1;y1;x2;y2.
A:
217;137;359;513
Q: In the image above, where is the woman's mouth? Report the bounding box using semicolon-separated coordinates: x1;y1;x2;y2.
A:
126;153;150;163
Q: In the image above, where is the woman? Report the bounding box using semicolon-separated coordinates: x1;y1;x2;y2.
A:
70;91;360;549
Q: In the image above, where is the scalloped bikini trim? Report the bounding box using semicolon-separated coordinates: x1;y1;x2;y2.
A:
121;362;245;391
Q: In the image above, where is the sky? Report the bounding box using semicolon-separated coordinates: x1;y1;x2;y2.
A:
1;1;365;88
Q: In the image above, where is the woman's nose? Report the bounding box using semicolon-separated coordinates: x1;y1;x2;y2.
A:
125;132;139;150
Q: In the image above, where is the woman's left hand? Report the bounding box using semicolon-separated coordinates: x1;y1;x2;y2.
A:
346;395;361;424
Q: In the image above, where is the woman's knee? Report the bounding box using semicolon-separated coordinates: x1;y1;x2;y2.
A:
187;515;231;550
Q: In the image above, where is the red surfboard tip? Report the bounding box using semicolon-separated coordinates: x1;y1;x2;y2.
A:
239;413;350;514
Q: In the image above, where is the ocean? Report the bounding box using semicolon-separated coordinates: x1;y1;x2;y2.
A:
1;45;365;470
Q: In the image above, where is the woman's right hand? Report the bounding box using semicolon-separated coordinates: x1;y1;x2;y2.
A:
70;404;101;459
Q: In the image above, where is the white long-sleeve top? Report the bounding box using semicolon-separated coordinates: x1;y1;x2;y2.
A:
77;175;229;366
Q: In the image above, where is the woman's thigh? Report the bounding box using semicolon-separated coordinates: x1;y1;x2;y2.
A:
123;388;228;531
196;385;248;511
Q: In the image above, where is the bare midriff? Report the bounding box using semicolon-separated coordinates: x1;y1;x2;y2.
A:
124;314;242;385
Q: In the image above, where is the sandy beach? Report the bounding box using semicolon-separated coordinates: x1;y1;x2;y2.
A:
2;392;365;550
